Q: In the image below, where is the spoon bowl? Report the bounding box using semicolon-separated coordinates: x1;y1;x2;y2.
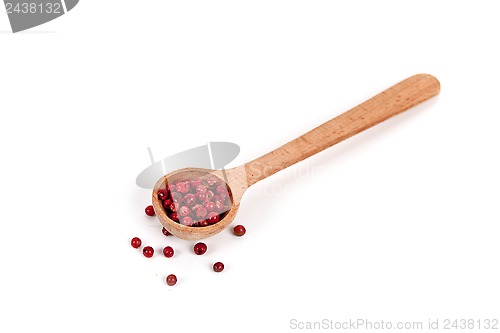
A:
153;74;440;240
152;166;248;240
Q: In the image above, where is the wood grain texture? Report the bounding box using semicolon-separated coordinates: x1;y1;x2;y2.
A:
244;74;440;186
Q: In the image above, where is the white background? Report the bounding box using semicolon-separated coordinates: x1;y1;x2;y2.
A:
1;1;499;332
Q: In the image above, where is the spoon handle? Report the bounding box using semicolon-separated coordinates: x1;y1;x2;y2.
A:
243;74;440;186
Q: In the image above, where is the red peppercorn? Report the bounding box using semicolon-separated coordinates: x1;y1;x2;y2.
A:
166;274;177;286
178;206;191;217
207;212;220;224
214;199;225;213
162;227;171;236
143;246;154;258
193;242;207;255
196;185;208;194
203;200;215;212
145;205;155;216
169;212;179;221
196;191;208;203
170;191;182;202
181;216;194;226
162;198;173;209
163;246;174;258
195;207;208;219
213;262;224;272
206;177;219;187
157;189;168;201
169;202;178;213
184;193;196;206
191;203;203;213
198;220;209;227
191;179;202;188
131;237;142;248
206;191;214;201
176;181;190;194
233;225;246;236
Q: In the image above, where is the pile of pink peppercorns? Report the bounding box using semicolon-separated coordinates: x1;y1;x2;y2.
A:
157;175;233;227
132;205;246;286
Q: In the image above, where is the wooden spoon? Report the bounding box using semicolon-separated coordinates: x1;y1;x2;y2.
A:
153;74;440;240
